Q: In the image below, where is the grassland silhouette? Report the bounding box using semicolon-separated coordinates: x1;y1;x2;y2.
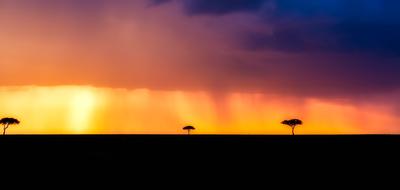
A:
0;117;305;135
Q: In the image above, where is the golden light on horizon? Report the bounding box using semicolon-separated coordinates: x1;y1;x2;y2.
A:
0;86;399;134
67;89;97;133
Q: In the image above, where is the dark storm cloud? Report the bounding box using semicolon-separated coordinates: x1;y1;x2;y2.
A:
149;0;172;6
244;22;400;55
150;0;267;15
244;0;400;55
154;0;400;55
144;0;400;97
153;0;400;96
181;0;266;15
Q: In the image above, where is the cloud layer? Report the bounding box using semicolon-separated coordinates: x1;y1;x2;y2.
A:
1;0;399;98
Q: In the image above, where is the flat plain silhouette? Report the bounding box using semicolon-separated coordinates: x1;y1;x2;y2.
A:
183;126;195;135
281;119;303;135
0;117;20;135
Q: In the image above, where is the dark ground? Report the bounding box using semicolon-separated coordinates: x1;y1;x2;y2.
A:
1;135;399;163
1;135;398;181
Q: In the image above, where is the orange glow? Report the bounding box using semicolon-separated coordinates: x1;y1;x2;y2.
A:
0;86;399;134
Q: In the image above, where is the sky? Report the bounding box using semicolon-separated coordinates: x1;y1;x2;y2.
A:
0;0;399;134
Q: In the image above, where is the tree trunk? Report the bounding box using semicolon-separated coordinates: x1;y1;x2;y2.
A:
188;130;191;135
3;124;7;135
292;127;295;136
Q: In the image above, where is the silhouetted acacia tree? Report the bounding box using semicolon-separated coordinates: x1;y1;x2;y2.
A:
0;118;20;135
281;119;303;135
183;126;195;135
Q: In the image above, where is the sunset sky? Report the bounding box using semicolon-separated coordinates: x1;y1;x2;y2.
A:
1;0;400;134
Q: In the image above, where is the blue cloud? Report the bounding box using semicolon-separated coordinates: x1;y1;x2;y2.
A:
239;0;400;56
149;0;172;6
244;22;400;55
271;0;400;22
182;0;266;15
153;0;400;55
